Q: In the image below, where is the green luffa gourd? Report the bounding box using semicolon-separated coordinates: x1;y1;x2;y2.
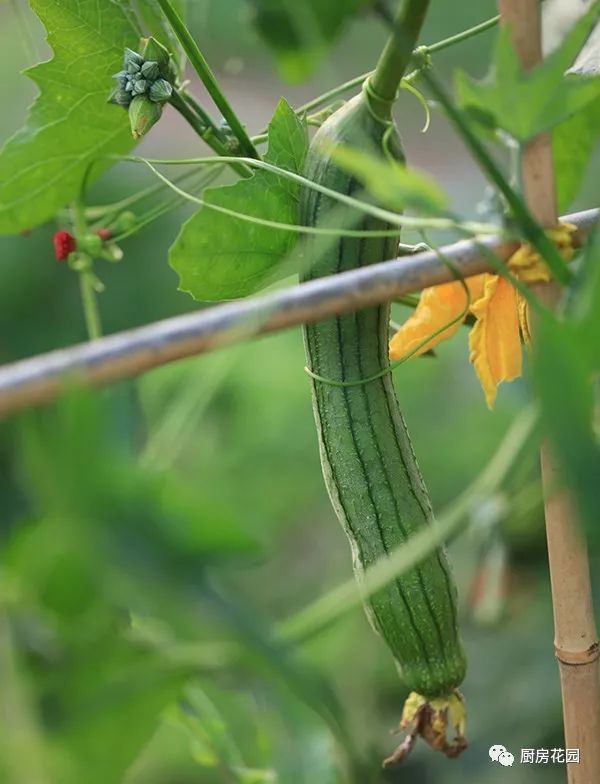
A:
300;89;466;703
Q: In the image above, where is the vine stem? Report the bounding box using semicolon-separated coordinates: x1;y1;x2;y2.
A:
168;90;251;178
156;0;258;159
498;3;600;782
419;68;571;284
297;13;499;115
368;0;431;115
426;13;499;54
78;271;103;341
72;201;102;341
131;153;499;236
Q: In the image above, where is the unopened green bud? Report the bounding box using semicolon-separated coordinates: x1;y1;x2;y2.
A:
113;211;137;233
114;70;129;88
129;95;163;140
131;78;148;95
141;37;171;72
149;78;173;103
124;48;144;69
108;86;131;107
101;243;124;263
79;233;104;257
141;61;160;80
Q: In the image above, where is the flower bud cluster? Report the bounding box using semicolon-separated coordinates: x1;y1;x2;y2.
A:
108;38;176;139
111;48;173;107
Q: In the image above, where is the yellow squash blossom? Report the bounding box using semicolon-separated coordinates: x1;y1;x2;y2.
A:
389;225;577;409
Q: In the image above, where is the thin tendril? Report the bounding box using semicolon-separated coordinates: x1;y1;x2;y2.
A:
139;160;404;238
110;169;223;243
112;154;502;237
401;80;431;132
293;14;499;116
87;167;219;222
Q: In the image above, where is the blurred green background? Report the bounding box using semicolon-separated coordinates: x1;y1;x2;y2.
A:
0;2;598;783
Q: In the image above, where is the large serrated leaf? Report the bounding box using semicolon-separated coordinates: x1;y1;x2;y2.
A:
455;4;600;142
553;95;600;212
0;0;141;235
169;98;308;302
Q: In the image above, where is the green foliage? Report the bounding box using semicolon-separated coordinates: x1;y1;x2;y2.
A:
1;5;599;783
330;145;448;214
0;378;361;784
553;96;600;212
169;99;308;301
532;316;600;541
455;5;600;141
249;0;365;82
531;229;600;540
0;0;141;235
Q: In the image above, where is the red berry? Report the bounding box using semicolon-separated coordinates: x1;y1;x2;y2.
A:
95;227;113;242
53;230;77;261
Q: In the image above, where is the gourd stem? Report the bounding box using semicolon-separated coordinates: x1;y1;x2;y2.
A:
156;0;259;160
72;200;103;341
368;0;431;117
168;91;251;178
180;91;227;145
79;270;102;341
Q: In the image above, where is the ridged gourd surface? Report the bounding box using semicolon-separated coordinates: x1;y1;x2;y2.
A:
300;93;466;698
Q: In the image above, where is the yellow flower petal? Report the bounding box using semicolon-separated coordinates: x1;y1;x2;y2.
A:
507;222;578;284
389;276;485;361
469;275;522;409
517;294;532;348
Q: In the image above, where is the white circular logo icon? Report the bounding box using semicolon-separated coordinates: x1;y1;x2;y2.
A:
498;751;515;767
489;745;507;762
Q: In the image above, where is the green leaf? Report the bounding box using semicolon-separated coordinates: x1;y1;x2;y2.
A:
532;314;600;541
249;0;364;82
329;146;448;214
455;4;600;141
7;512;192;784
170;98;308;302
553;95;600;212
0;0;141;235
570;225;600;367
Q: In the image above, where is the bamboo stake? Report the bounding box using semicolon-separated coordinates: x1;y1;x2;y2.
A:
0;209;596;419
498;3;600;781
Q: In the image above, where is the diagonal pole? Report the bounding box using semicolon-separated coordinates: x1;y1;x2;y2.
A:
0;209;596;418
497;3;600;782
